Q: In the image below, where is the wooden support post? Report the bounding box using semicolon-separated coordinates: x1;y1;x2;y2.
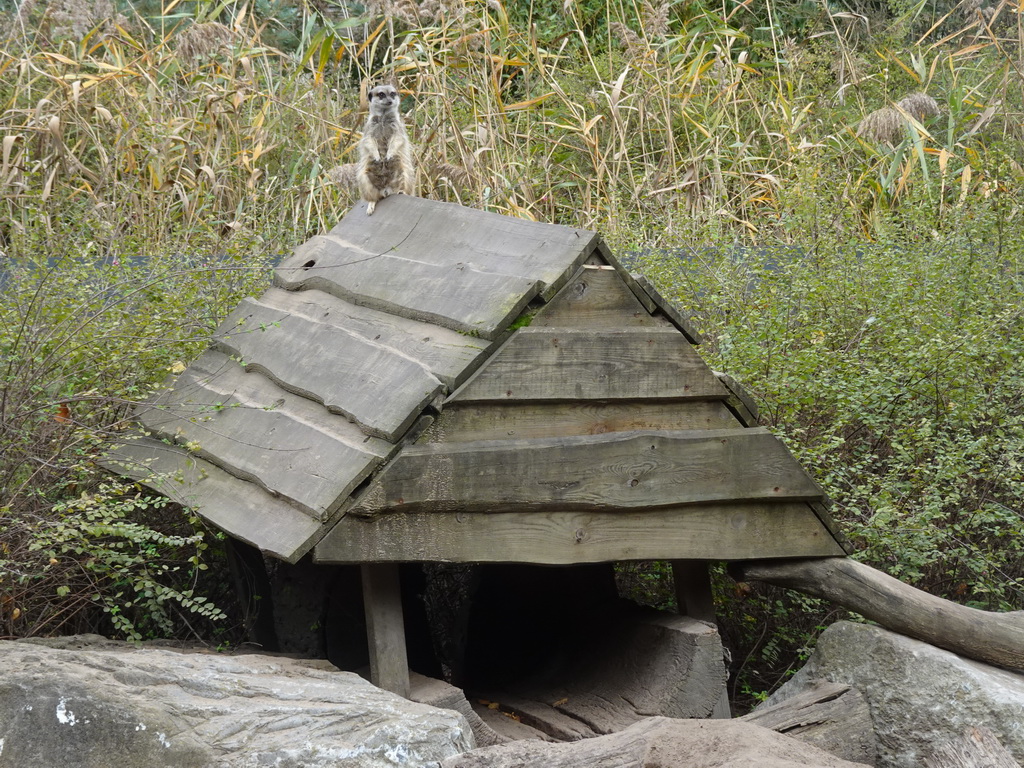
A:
361;563;410;697
672;560;716;623
672;560;730;718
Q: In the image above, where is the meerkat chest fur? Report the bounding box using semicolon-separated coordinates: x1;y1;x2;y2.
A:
367;112;401;155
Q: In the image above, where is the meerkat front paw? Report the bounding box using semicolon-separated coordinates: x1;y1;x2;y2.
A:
366;200;376;215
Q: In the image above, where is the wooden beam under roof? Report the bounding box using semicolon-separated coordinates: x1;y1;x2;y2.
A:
316;502;846;564
349;428;825;517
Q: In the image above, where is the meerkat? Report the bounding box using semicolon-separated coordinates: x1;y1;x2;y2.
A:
357;84;415;215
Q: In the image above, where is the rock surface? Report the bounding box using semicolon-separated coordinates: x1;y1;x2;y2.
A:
439;716;871;767
0;635;472;768
766;621;1024;768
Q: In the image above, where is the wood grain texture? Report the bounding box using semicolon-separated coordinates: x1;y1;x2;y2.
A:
594;240;658;314
103;436;323;563
315;503;846;563
809;500;855;555
138;350;393;519
274;196;599;338
275;233;539;340
594;240;704;344
258;287;491;388
362;563;411;697
353;428;824;516
924;727;1022;768
733;557;1024;672
713;371;760;426
631;272;704;345
214;296;444;440
310;196;598;298
422;400;741;443
741;681;877;766
448;328;731;403
532;265;667;329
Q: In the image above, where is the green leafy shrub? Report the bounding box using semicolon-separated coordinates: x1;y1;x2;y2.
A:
4;479;225;641
0;211;275;639
633;225;1024;707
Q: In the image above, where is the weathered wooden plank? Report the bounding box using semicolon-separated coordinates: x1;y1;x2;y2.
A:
422;401;741;443
214;296;444;441
315;503;847;564
595;241;704;344
741;681;877;766
362;563;411;697
594;240;658;314
276;194;592;339
672;560;716;623
352;428;825;516
532;265;668;329
275;231;540;340
139;350;392;519
258;287;490;388
291;195;597;300
103;436;323;563
809;500;854;555
448;328;731;403
714;371;760;426
632;272;704;345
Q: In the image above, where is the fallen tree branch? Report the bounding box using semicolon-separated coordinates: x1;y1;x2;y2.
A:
730;557;1024;672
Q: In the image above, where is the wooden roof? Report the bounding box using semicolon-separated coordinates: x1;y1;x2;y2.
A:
104;196;849;563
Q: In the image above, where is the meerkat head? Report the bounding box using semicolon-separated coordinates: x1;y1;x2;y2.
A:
367;84;399;115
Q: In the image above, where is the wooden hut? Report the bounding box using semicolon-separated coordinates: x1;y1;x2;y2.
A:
106;196;851;701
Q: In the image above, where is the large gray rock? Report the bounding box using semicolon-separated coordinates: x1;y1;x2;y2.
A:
766;621;1024;768
0;636;472;767
440;716;870;767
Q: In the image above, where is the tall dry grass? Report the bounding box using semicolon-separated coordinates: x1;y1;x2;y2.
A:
1;0;1021;247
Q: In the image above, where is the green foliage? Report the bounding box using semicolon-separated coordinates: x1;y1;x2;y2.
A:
614;560;676;612
635;226;1024;705
0;194;275;641
6;479;225;641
